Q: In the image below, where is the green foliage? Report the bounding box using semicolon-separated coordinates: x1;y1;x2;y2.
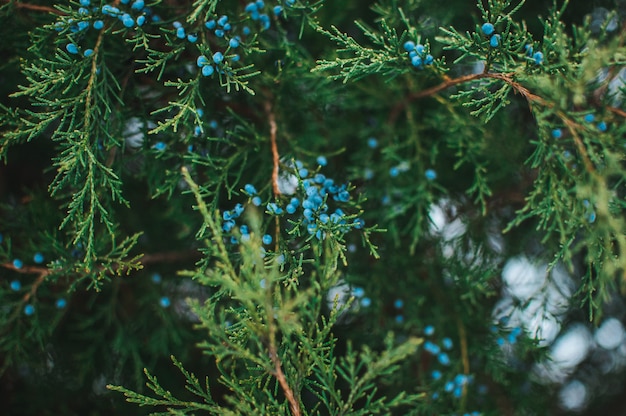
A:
0;0;625;414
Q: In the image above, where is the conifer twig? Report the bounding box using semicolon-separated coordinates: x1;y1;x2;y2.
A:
264;100;281;196
1;0;62;15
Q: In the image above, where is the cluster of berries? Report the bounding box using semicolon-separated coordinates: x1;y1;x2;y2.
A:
480;22;500;48
424;325;485;413
150;273;171;308
219;158;363;255
58;0;159;57
524;44;545;65
552;113;609;141
403;41;434;69
2;244;67;315
422;325;453;366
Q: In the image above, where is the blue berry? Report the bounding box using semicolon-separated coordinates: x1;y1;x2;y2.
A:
12;259;23;269
256;0;265;8
229;37;240;48
252;196;262;206
262;234;273;245
424;341;440;354
10;280;21;291
395;315;404;323
159;296;171;308
93;20;104;30
213;51;224;64
77;21;90;31
205;20;216;29
424;325;435;336
154;141;166;151
415;44;425;54
425;169;437;180
481;22;495;36
131;0;144;11
411;56;422;67
223;23;231;31
524;44;533;56
259;14;270;30
266;202;283;215
33;252;44;264
367;137;378;148
202;65;215;76
187;33;198;43
597;121;607;131
244;183;257;195
136;15;146;26
56;298;67;309
122;14;135;28
489;34;500;48
273;5;283;15
83;49;94;57
442;337;453;350
151;273;162;283
432;370;442;380
222;220;235;232
173;21;182;28
390;166;400;177
361;297;371;307
496;337;505;346
299;168;308;178
66;43;79;54
197;55;209;67
176;27;186;38
551;128;562;139
245;2;258;12
217;15;228;27
24;304;35;316
286;204;296;214
424;54;434;65
444;381;455;392
353;287;365;297
437;352;451;365
393;299;404;309
242;26;251;35
533;51;543;65
215;29;224;37
584;113;595;123
80;0;90;6
403;41;415;52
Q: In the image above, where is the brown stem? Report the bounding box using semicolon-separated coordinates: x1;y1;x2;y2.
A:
269;343;302;416
264;100;281;196
2;0;63;14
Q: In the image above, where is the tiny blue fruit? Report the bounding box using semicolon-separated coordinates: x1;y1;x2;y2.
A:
597;121;607;131
12;259;23;269
584;113;595;123
159;296;171;308
489;34;500;48
213;52;224;64
10;280;21;291
83;49;94;57
66;43;79;54
425;169;437;180
262;234;272;245
56;298;67;309
551;128;562;139
202;65;215;76
33;252;44;264
481;22;495;36
229;37;240;48
533;51;544;65
403;41;415;52
24;304;35;316
93;20;104;30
